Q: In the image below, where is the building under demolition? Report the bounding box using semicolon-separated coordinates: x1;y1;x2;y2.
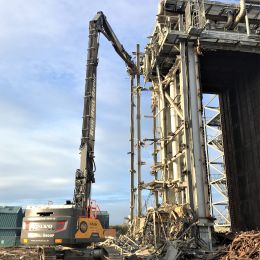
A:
1;0;260;259
114;0;260;258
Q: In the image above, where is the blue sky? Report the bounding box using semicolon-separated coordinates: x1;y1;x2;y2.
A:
0;0;158;224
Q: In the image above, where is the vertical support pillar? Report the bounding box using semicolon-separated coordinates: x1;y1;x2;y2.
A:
157;66;168;203
152;90;159;208
169;81;181;204
245;10;250;36
178;14;194;209
187;43;212;248
153;210;157;248
179;42;194;210
136;44;142;217
130;75;135;224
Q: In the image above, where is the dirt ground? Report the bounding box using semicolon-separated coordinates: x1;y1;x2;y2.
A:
0;247;38;260
0;247;122;260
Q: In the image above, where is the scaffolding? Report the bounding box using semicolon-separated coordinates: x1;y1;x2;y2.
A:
203;95;230;231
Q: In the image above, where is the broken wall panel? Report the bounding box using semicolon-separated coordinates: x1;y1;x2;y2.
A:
200;51;260;231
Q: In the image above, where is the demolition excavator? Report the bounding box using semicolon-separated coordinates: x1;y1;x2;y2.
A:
20;12;136;259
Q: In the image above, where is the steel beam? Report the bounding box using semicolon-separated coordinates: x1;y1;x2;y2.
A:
187;43;212;249
129;75;135;224
136;44;142;217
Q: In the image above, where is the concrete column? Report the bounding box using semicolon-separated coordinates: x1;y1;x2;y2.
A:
170;81;181;204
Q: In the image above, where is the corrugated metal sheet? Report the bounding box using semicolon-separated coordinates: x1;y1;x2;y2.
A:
0;231;19;247
0;206;23;247
0;207;21;214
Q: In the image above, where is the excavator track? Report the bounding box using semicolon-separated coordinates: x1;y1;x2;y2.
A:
38;246;108;260
38;247;56;260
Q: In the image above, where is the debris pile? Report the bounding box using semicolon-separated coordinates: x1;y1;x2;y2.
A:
133;204;196;247
0;247;38;260
100;204;203;259
102;206;259;259
220;231;260;260
101;234;140;256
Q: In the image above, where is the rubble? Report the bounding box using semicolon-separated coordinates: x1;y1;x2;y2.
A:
100;204;211;259
2;231;258;259
101;209;259;259
132;204;196;247
220;231;260;260
0;247;38;260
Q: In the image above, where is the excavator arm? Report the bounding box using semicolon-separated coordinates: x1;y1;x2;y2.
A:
20;13;135;257
73;12;136;212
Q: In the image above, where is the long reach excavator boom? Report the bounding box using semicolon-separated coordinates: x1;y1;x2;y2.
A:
74;11;136;212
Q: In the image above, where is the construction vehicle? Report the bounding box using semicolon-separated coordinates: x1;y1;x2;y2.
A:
20;11;136;260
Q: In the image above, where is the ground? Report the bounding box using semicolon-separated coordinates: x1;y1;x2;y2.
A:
0;247;38;260
0;246;122;260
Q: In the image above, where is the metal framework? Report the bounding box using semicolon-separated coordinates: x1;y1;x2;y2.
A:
128;0;260;251
203;95;230;230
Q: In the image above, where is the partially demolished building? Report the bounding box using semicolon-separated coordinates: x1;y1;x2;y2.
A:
126;0;260;257
2;0;260;259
